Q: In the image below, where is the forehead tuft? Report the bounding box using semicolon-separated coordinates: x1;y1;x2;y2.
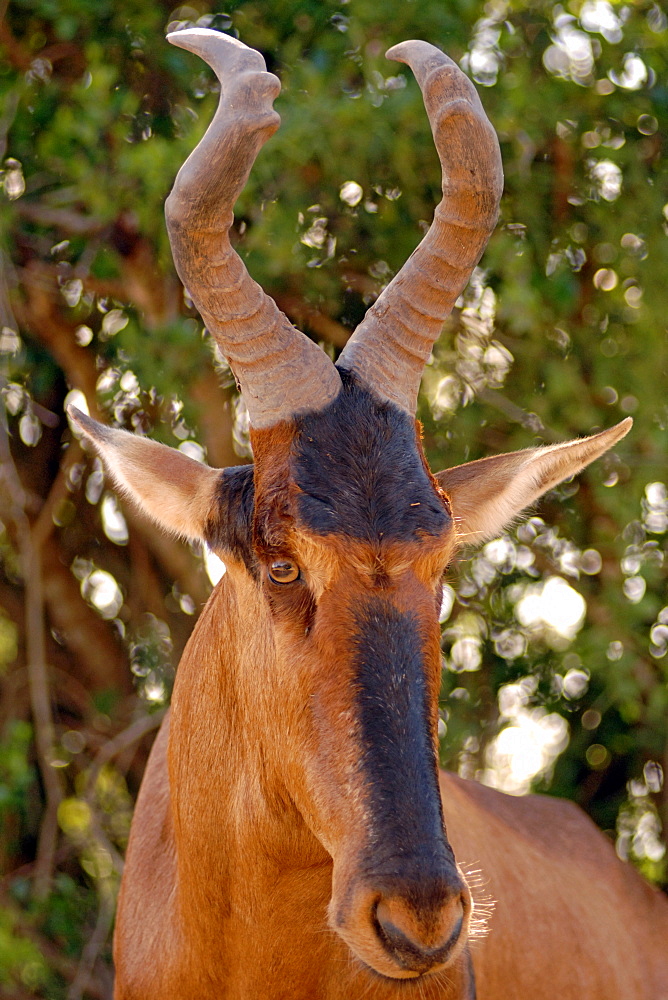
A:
291;373;450;543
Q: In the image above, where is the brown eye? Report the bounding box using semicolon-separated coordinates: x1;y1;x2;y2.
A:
268;559;300;584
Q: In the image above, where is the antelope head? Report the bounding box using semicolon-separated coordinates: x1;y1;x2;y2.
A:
70;30;630;983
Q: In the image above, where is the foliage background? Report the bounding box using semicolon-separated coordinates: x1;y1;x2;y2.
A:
0;0;666;995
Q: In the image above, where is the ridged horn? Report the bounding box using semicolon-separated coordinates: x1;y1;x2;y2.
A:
165;28;341;428
337;40;503;415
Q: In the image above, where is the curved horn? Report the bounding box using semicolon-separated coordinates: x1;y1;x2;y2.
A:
165;29;341;428
337;40;503;415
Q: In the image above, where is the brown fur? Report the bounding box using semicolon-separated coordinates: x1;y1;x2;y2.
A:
113;554;668;999
70;401;644;999
68;401;650;999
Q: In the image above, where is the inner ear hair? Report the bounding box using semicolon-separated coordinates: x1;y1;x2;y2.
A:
436;418;632;547
204;465;256;574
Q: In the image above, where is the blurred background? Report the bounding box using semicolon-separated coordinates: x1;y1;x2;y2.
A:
0;0;666;995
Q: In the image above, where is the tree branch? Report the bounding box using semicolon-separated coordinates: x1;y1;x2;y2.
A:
66;889;114;1000
273;292;350;349
84;710;164;802
0;399;63;900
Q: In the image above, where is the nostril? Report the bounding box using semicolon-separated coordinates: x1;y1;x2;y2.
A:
374;892;465;973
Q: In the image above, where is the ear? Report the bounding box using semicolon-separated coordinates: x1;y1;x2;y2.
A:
435;418;632;547
69;407;223;542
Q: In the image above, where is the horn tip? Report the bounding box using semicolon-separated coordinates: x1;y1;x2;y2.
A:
386;39;446;65
386;39;419;64
166;27;248;55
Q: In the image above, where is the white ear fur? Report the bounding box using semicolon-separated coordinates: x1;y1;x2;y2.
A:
68;407;221;541
435;418;632;547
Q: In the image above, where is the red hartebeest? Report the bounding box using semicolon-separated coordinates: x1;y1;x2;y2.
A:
70;29;668;1000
